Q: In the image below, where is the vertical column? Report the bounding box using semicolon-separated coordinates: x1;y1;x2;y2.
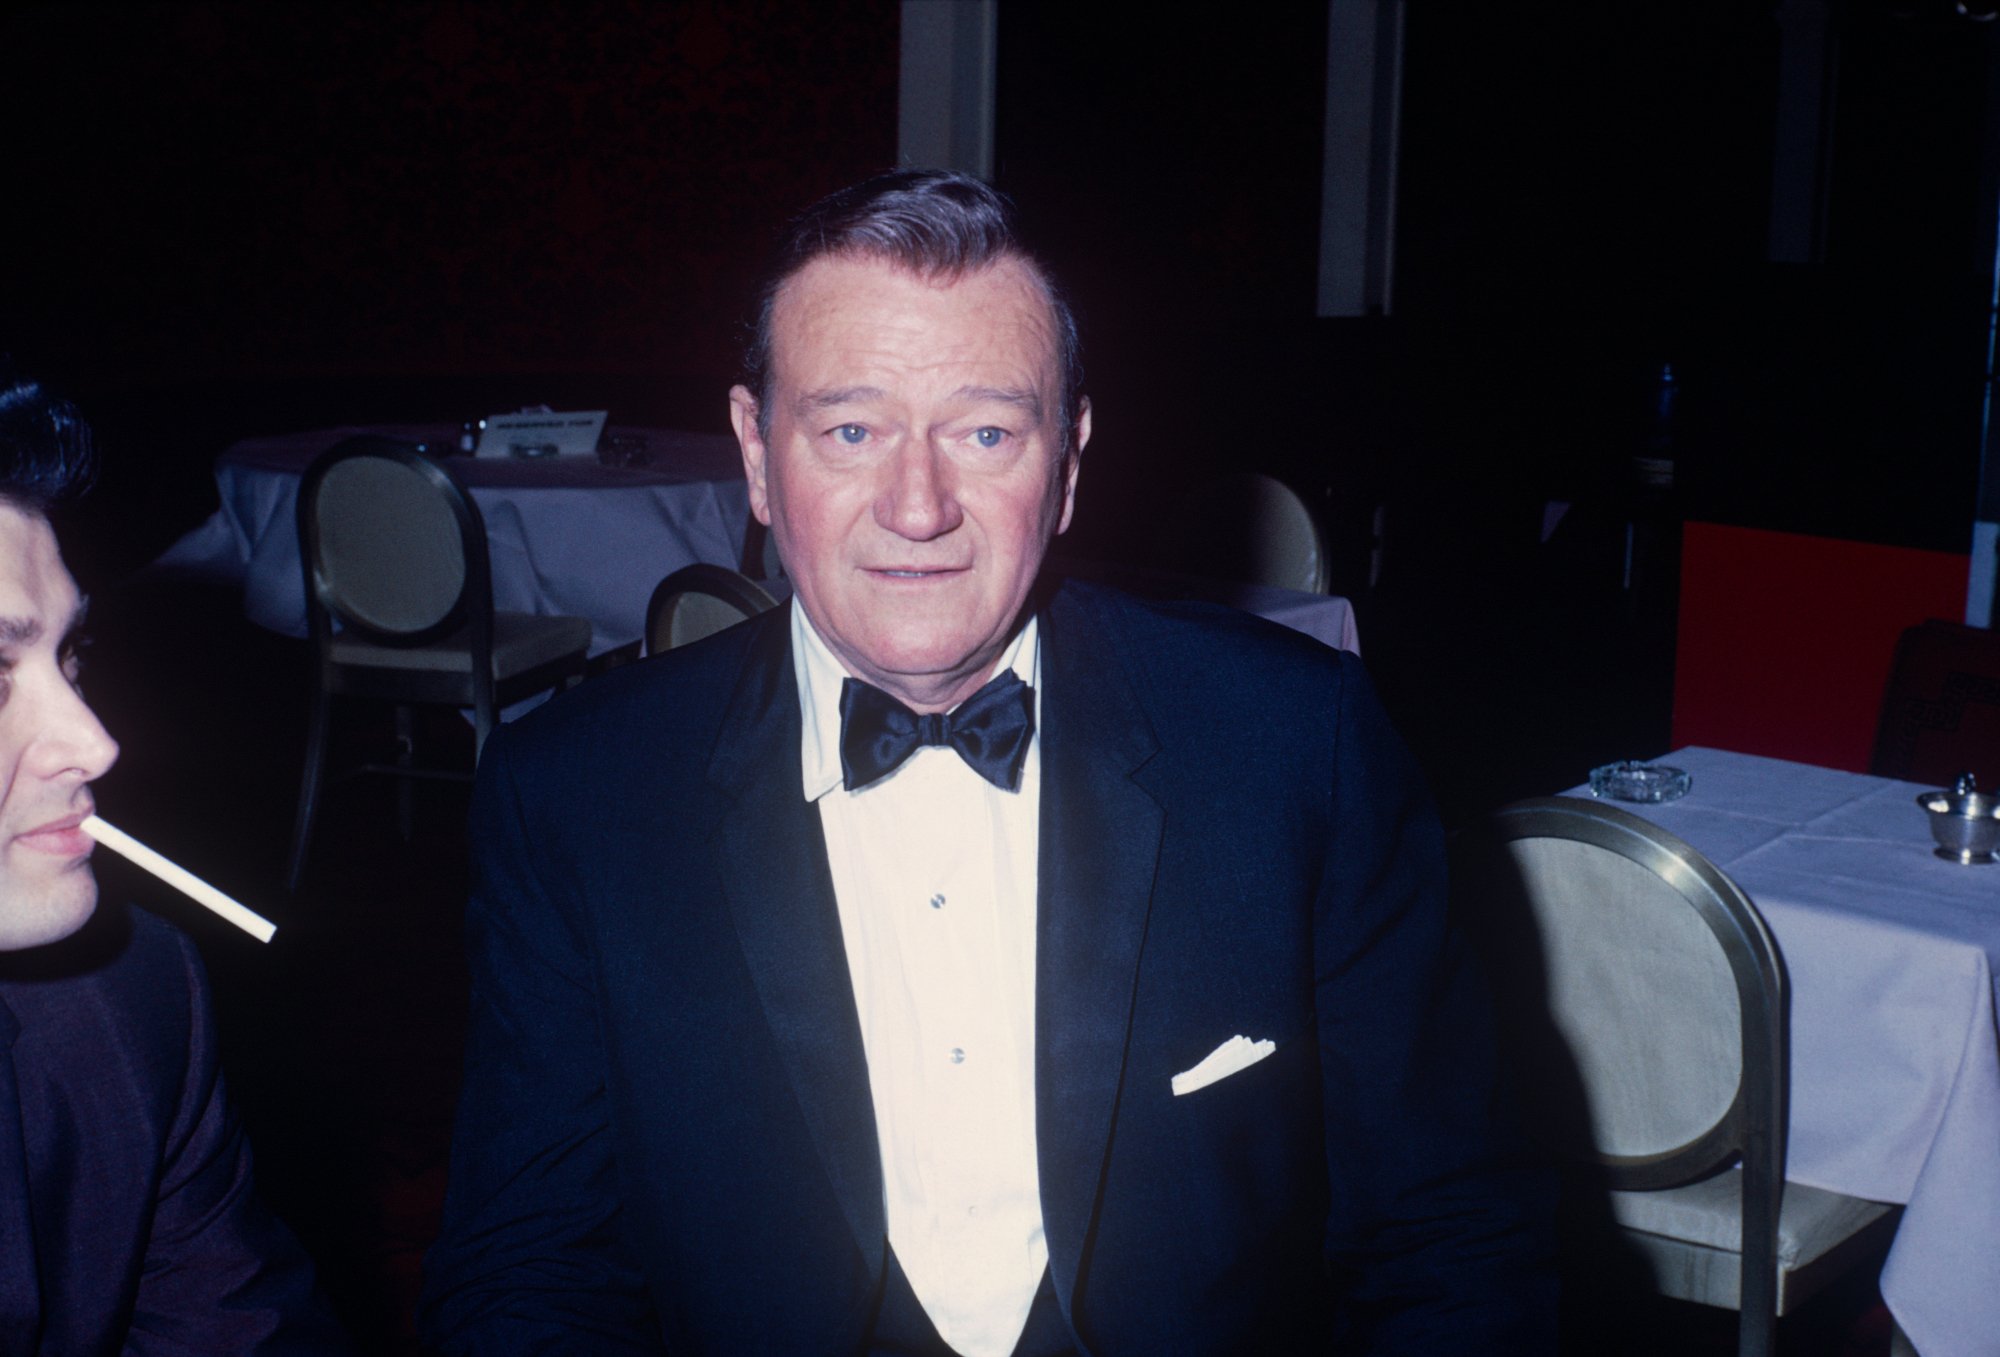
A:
898;0;999;179
1767;0;1838;267
1318;0;1404;318
1969;14;2000;626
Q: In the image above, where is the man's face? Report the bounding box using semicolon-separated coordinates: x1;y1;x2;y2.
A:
0;502;119;950
731;253;1088;712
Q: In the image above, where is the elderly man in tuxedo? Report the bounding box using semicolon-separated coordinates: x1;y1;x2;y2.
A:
421;171;1554;1355
0;366;347;1354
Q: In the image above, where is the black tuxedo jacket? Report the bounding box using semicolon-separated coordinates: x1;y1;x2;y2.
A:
0;905;347;1355
421;581;1554;1354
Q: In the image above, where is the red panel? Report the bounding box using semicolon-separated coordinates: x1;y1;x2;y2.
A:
1672;522;1970;772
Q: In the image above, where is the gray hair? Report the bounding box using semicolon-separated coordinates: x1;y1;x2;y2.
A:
742;170;1085;455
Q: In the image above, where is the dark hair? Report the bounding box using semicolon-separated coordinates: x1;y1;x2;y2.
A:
0;362;97;513
743;169;1085;453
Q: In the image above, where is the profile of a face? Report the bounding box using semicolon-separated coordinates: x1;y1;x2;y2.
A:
730;253;1088;713
0;501;119;950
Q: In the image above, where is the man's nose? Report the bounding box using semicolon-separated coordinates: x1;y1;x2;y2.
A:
875;438;964;541
34;679;119;783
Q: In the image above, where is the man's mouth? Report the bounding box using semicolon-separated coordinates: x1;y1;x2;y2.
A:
15;807;96;858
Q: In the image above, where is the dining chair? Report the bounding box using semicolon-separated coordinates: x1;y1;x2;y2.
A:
1871;618;2000;789
1158;472;1330;594
644;562;778;656
287;436;592;890
1460;796;1901;1357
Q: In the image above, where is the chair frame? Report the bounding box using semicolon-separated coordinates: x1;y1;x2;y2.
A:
1486;796;1788;1357
644;562;778;657
288;436;581;888
299;437;499;716
1163;470;1332;595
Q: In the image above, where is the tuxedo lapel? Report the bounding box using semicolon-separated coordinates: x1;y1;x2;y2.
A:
706;608;887;1267
1034;585;1164;1309
699;589;1166;1307
0;998;43;1348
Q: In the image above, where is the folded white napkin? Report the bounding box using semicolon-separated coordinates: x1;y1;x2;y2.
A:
1171;1034;1276;1097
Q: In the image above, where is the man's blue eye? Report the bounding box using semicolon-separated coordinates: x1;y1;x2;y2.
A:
973;428;1005;448
835;424;867;445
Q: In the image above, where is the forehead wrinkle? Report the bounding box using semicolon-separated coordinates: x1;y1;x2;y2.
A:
952;386;1045;421
773;255;1061;390
796;385;887;417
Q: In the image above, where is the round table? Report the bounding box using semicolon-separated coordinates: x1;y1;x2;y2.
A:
154;424;752;656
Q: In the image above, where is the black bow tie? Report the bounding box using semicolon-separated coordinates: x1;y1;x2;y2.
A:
838;670;1035;792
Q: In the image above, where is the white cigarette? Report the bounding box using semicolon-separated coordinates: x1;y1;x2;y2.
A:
81;815;277;944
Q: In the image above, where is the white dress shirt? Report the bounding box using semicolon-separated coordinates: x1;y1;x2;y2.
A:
792;605;1047;1357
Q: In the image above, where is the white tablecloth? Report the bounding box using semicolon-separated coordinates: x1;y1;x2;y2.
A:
1201;578;1360;656
1569;746;2000;1357
154;424;751;655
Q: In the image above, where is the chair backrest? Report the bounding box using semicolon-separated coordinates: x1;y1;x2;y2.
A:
1465;796;1793;1346
298;436;492;648
1464;797;1787;1193
1872;618;2000;787
1163;472;1330;593
645;563;778;656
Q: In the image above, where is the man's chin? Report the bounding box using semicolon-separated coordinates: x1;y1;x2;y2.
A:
859;650;1009;706
0;882;99;952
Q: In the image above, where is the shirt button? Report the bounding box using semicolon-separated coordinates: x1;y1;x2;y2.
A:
949;1047;966;1064
929;892;946;910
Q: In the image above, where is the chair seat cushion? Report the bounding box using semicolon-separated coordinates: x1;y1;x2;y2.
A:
331;611;593;678
1609;1169;1893;1268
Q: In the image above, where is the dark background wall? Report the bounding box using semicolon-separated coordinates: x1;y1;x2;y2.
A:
999;2;1996;569
8;10;1993;1347
3;0;1996;610
3;0;899;577
6;0;895;385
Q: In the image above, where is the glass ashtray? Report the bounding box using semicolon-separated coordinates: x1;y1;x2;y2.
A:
1588;760;1692;804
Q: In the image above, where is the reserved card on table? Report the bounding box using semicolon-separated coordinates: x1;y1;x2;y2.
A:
475;410;608;458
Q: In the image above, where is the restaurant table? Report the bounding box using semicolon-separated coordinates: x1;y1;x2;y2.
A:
154;431;1363;661
1563;746;2000;1357
153;423;751;655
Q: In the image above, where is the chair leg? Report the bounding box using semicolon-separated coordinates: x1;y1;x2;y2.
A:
286;685;333;892
472;690;495;763
395;704;416;842
1738;1307;1775;1357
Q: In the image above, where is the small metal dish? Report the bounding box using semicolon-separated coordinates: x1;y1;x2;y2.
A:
1589;760;1692;804
1917;774;2000;865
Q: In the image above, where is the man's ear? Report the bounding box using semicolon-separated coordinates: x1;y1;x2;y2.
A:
728;385;772;527
1055;398;1089;536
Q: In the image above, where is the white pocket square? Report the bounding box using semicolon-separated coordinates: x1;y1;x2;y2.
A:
1170;1035;1276;1097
